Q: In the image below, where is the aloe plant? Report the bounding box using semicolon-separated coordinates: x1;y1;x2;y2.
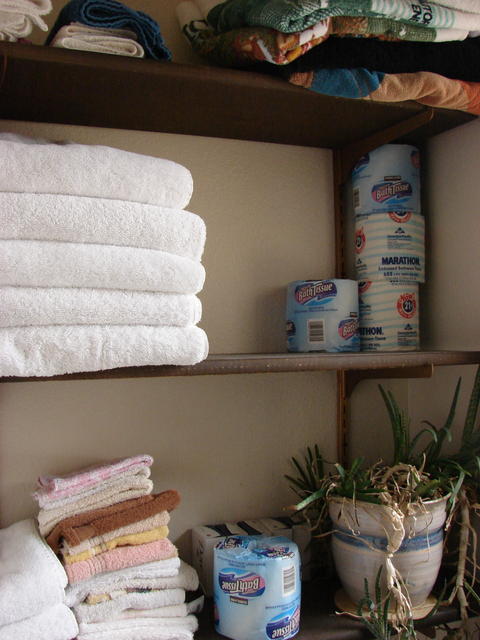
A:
285;365;480;639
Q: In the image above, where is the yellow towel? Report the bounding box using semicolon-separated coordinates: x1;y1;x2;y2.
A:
63;525;169;565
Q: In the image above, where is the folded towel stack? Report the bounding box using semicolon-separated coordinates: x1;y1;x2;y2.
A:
46;0;171;59
33;454;202;640
0;0;52;41
176;0;480;114
0;519;79;640
0;133;209;377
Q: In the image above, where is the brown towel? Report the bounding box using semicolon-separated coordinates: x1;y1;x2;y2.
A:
46;489;180;553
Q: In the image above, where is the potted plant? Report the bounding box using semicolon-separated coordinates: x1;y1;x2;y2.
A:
285;366;480;639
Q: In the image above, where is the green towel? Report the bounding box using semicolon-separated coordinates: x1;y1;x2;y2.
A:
203;0;475;34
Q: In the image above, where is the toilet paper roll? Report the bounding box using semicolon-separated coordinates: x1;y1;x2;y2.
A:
358;280;419;351
355;211;425;283
286;279;359;353
352;144;421;215
214;536;301;640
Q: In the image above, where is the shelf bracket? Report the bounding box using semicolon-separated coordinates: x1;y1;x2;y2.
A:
335;108;435;185
345;363;434;398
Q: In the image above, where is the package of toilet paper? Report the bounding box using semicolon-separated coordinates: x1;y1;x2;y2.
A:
214;536;301;640
286;279;359;352
352;144;421;215
358;279;420;351
355;211;425;282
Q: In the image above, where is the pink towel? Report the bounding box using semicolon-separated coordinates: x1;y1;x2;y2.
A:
66;538;177;584
36;455;153;501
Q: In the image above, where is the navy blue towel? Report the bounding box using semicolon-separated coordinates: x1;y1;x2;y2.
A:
46;0;172;60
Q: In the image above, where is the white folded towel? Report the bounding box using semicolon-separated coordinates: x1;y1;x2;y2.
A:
0;602;78;640
35;466;151;510
74;587;186;623
116;603;193;620
0;519;67;625
66;559;196;607
0;325;209;377
115;596;204;619
0;287;202;328
0;192;206;261
51;22;145;57
0;240;206;294
39;472;153;513
78;615;198;640
38;475;154;536
0;0;51;39
0;134;193;209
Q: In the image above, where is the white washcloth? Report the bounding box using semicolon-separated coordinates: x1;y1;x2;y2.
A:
74;587;186;623
38;475;153;536
0;324;209;377
0;240;206;294
0;192;206;261
0;519;67;625
0;134;193;209
0;0;51;38
0;8;43;39
78;615;198;640
38;471;153;512
116;603;192;620
51;22;145;57
62;512;170;556
35;466;151;509
116;596;204;619
0;602;78;640
66;559;196;607
0;287;202;329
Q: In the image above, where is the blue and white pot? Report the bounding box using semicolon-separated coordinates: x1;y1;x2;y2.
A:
328;495;448;608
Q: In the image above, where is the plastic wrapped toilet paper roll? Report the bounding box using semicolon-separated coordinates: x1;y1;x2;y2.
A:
286;279;359;353
355;211;425;283
214;536;301;640
352;144;421;215
358;280;419;351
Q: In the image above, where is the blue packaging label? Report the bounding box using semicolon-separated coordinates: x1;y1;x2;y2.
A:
214;536;301;640
371;180;412;204
286;280;359;353
266;604;301;640
352;144;420;214
218;570;266;597
293;280;337;305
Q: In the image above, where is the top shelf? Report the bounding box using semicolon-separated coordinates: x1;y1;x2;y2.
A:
0;42;475;148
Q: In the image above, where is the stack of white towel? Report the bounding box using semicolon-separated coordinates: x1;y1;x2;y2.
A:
0;133;209;377
67;559;202;640
0;518;78;640
33;454;202;640
0;0;52;41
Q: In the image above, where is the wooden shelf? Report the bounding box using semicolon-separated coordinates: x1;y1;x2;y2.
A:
196;583;460;640
0;42;475;147
2;350;479;383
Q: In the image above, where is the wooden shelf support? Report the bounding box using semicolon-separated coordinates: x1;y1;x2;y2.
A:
344;363;434;398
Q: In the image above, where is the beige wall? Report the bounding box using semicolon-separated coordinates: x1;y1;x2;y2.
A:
408;119;480;451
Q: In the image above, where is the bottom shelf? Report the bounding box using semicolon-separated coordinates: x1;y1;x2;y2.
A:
196;580;460;640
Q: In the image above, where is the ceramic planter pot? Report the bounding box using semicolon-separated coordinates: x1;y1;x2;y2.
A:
328;495;449;608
